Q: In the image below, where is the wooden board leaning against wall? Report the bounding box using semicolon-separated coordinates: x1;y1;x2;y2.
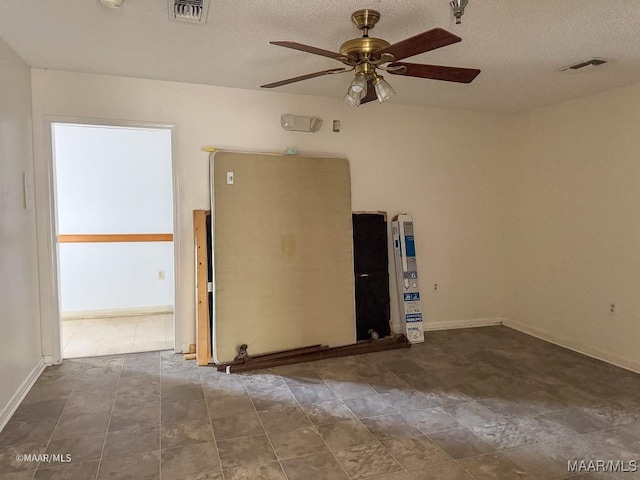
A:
193;210;212;366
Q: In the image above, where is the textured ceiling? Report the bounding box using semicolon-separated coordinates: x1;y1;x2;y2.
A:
1;0;640;112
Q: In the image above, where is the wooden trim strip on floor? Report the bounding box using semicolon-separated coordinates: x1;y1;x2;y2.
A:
58;234;173;243
214;335;412;373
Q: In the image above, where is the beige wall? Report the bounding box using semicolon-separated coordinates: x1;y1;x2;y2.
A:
24;66;640;374
0;38;42;427
503;81;640;372
31;69;511;352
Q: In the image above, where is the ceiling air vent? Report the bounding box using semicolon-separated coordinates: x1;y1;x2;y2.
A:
560;58;609;73
168;0;209;24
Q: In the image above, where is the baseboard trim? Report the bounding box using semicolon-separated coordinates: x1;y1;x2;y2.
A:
62;306;174;320
0;357;45;433
423;317;503;331
502;318;640;375
43;355;56;366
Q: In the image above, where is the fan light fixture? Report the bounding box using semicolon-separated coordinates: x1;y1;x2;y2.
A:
373;75;395;103
343;93;360;107
343;73;368;106
450;0;468;24
343;72;395;107
348;74;367;96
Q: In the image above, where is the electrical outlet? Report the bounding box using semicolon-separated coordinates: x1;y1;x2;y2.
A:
434;283;438;291
158;270;165;280
609;302;616;315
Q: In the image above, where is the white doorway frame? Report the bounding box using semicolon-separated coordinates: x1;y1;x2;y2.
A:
39;116;181;364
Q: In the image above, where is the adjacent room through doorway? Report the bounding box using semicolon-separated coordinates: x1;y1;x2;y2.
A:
52;123;176;358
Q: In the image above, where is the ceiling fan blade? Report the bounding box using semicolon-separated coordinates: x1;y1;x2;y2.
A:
375;28;461;62
389;62;481;84
261;68;349;88
270;41;346;60
360;79;377;104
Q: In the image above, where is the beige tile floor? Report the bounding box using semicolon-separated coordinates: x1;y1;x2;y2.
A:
61;314;174;358
3;326;640;479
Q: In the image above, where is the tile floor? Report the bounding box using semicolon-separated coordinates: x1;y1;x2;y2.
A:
61;314;173;358
2;326;640;479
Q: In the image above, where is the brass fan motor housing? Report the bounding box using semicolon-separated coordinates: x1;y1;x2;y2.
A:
339;37;390;60
341;11;389;65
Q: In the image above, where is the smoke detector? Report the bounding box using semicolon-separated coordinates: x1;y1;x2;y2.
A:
101;0;124;8
560;58;609;74
168;0;209;24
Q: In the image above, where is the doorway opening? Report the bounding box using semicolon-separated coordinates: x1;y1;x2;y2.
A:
51;123;176;358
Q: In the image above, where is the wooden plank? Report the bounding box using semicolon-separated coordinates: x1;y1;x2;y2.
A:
194;210;211;366
214;335;411;373
215;344;329;369
58;233;173;243
238;344;328;361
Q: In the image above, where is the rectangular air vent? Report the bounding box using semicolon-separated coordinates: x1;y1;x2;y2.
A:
560;58;609;73
168;0;209;24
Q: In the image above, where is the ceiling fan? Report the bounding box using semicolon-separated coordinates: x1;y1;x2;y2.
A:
261;9;481;106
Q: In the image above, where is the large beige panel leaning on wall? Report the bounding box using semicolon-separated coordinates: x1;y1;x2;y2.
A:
210;151;356;363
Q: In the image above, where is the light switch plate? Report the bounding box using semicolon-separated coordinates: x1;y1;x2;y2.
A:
226;171;234;185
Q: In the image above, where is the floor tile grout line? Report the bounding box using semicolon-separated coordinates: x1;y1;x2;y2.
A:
372;366;554;478
240;373;292;480
28;363;81;477
94;355;125;480
357;359;451;473
159;351;164;480
321;376;416;477
415;417;592;478
396;395;564;455
394;418;459;474
246;366;388;475
197;364;225;480
454;456;485;480
131;317;141;348
278;373;356;480
324;359;422;472
3;353;169;477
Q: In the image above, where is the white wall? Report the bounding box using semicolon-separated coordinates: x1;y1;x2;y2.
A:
31;69;512;353
53;125;174;233
58;243;174;312
53;124;174;312
0;38;43;427
503;81;640;372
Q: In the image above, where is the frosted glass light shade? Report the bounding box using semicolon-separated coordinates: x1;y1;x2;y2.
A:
374;76;396;103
